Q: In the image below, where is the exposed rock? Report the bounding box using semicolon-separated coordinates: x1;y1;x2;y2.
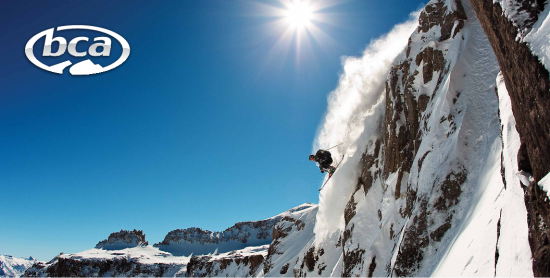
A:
418;0;467;40
469;0;550;275
304;247;316;272
367;256;377;277
24;256;185;277
95;229;148;250
430;222;452;242
262;205;318;276
433;168;467;211
185;246;267;277
393;200;429;276
342;247;366;277
279;262;289;274
415;47;445;83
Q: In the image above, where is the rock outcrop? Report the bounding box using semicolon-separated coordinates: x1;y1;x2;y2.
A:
95;229;148;250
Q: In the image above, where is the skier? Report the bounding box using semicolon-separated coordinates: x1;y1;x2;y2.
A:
309;149;336;176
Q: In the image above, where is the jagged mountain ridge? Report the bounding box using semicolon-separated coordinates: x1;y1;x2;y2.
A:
153;203;316;256
0;255;39;277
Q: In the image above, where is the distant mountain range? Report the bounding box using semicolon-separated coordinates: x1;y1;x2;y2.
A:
23;203;318;277
0;255;40;277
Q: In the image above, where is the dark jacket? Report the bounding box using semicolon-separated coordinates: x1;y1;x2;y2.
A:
314;150;333;169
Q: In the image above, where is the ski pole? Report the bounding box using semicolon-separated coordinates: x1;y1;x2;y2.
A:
325;142;345;151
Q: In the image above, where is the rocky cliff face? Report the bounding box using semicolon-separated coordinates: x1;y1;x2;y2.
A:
154;203;316;256
468;0;550;275
95;229;148;250
289;0;534;276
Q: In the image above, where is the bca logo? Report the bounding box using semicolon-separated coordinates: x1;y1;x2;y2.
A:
25;25;130;75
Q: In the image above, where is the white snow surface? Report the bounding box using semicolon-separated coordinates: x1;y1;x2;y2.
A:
0;255;39;277
539;172;550;198
58;245;190;265
433;72;533;276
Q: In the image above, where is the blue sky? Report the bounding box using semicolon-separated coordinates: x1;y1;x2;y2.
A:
0;0;424;261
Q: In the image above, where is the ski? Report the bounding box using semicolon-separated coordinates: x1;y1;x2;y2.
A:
318;155;344;191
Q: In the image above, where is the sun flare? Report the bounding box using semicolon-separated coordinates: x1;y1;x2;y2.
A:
253;0;342;67
285;1;313;28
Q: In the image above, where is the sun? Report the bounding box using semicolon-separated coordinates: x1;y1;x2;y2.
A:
250;0;343;67
285;1;313;28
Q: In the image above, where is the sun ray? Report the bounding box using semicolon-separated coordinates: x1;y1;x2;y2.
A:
247;0;346;71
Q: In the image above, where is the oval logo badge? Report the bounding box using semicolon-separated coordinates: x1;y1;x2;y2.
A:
25;25;130;75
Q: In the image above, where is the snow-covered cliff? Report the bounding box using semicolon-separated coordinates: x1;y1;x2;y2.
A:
288;0;542;276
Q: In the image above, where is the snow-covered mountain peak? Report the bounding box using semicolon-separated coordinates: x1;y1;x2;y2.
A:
0;255;39;277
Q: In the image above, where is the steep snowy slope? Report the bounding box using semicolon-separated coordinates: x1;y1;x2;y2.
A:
0;255;39;277
469;0;550;275
283;0;535;276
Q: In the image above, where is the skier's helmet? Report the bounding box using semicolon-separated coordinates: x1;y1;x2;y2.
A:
309;154;315;161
